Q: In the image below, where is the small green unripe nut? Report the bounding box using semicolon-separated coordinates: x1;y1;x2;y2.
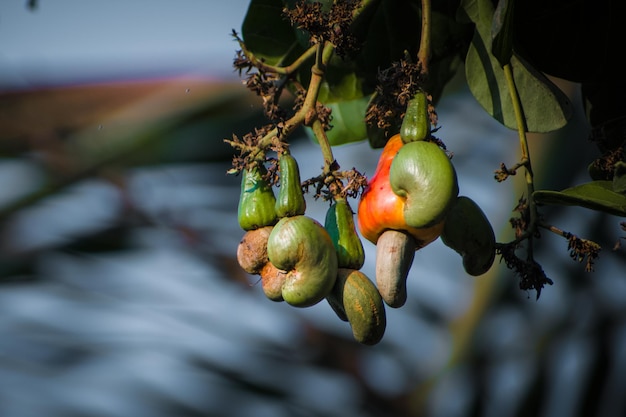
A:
400;90;430;143
237;165;277;231
275;153;307;218
324;198;365;269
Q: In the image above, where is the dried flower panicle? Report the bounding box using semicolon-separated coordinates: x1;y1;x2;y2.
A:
588;147;625;180
232;47;254;76
588;114;626;180
497;243;554;300
225;125;277;174
302;167;367;201
365;60;426;136
231;31;291;122
566;233;601;272
509;197;532;239
339;167;369;199
283;0;360;58
315;102;333;131
428;131;448;152
494;162;517;182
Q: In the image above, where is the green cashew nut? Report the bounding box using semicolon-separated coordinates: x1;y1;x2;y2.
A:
275;153;307;218
237;165;277;231
400;90;430;143
324;198;365;269
440;196;496;276
267;215;338;307
326;268;386;345
390;140;459;229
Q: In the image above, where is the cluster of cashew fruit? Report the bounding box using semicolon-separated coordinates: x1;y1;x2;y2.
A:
358;91;497;308
235;90;496;345
236;152;386;345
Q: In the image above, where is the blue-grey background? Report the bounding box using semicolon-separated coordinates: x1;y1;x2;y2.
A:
0;0;250;88
1;2;625;417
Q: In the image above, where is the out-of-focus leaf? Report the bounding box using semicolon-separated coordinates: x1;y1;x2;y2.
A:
317;69;363;103
491;0;514;66
533;181;626;217
241;0;306;65
314;72;369;145
461;0;572;132
307;95;370;146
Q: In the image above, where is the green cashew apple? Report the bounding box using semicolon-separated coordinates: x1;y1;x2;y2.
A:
358;134;458;308
357;134;450;246
326;268;386;345
237;165;277;231
267;215;338;307
390;139;458;229
324;198;365;269
440;196;496;276
275;153;306;218
400;90;430;143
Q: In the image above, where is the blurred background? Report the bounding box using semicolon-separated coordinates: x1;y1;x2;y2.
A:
1;1;625;417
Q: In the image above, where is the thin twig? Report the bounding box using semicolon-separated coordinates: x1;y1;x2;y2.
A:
417;0;431;74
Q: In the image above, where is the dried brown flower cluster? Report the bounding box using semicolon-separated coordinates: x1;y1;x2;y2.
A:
283;0;360;58
226;125;288;176
494;162;517;182
588;115;626;180
302;166;368;201
509;197;533;239
566;233;601;272
232;34;295;123
497;243;553;300
588;147;625;180
365;60;432;138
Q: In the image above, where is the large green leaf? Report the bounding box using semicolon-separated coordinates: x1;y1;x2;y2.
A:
461;0;572;133
307;72;370;146
241;0;306;65
533;181;626;217
306;95;371;146
491;0;514;66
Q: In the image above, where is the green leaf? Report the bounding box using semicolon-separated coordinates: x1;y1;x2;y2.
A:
533;181;626;217
307;95;371;146
241;0;305;65
491;0;515;66
461;0;572;133
307;72;369;146
318;69;363;103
